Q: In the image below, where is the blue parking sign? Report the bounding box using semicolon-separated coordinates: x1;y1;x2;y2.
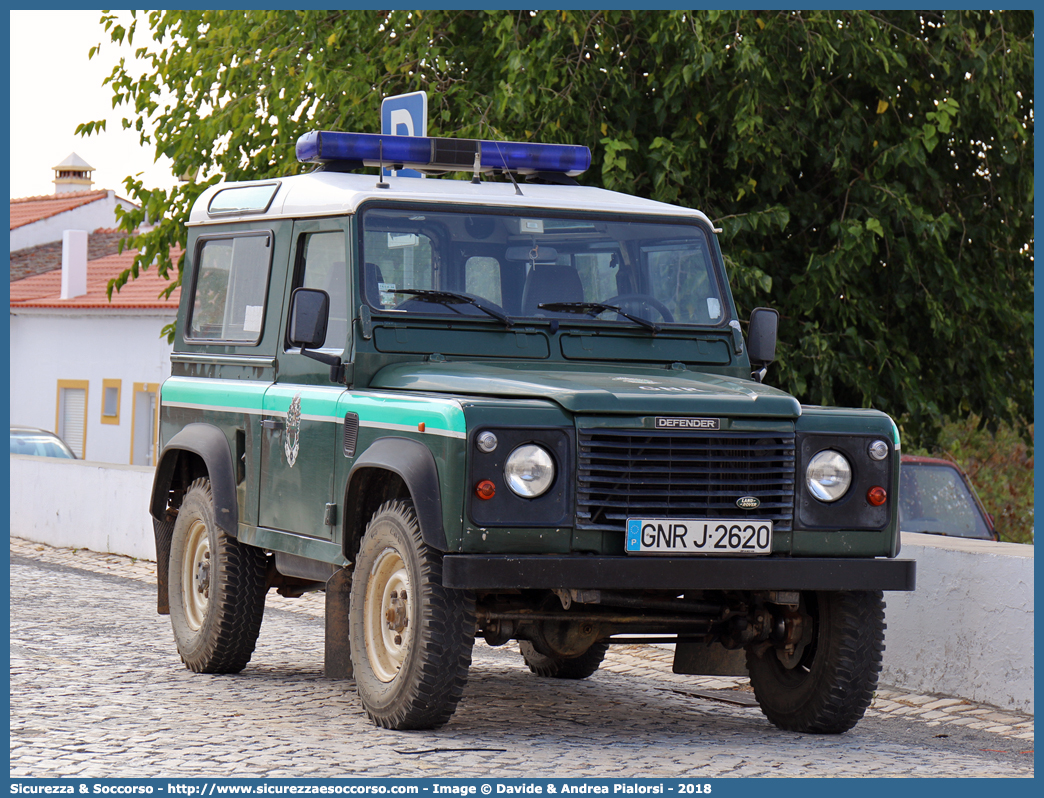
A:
381;91;428;178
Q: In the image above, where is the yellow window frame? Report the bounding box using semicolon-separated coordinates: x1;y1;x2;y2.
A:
101;378;122;425
55;379;90;459
129;382;161;466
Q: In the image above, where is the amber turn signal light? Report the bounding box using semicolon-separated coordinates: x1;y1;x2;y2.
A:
866;486;887;506
475;479;496;500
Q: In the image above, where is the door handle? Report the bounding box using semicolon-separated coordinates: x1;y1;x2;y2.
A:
261;418;285;431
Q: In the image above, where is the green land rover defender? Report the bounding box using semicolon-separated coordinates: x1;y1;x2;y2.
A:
149;130;915;734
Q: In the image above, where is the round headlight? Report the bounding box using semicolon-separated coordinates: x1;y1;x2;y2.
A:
806;450;852;502
504;444;555;498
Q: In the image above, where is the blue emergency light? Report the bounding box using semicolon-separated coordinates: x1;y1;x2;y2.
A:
296;130;591;177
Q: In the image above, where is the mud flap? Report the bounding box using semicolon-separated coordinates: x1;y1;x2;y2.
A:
153;515;174;615
324;567;354;679
673;640;748;676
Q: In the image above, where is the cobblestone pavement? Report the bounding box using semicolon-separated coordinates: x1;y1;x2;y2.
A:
9;537;1034;778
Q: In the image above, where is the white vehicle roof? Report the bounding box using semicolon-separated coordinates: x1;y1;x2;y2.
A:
187;170;714;227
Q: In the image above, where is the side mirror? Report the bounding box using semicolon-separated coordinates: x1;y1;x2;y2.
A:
747;307;779;364
289;288;330;349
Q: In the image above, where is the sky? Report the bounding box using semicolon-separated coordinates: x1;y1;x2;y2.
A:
8;9;178;200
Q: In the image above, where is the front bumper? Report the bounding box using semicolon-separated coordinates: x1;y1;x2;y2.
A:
442;555;916;592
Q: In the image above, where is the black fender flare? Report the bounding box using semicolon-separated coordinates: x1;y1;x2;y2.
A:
347;437;447;552
150;422;239;538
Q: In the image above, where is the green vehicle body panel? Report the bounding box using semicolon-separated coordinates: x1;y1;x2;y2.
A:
154;184;904;579
160;375;468;559
369;361;802;418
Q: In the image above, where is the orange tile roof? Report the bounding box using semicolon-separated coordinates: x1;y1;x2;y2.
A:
10;190;114;230
10;229;132;282
10;247;183;310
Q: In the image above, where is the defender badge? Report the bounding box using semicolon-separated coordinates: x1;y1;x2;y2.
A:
737;496;761;510
655;416;721;430
284;393;302;468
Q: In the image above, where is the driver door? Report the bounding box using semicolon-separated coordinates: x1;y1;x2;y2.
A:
258;220;350;541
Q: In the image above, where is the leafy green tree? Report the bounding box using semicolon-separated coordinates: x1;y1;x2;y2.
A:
83;10;1033;445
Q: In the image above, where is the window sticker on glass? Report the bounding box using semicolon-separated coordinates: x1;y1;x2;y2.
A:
519;218;545;234
707;298;722;319
378;282;398;307
243;305;263;333
387;233;419;248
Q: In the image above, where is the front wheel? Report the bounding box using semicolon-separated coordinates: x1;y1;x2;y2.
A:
519;639;609;680
746;591;885;734
349;500;476;730
168;478;268;673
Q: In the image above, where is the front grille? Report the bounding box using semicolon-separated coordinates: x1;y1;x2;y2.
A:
576;428;795;532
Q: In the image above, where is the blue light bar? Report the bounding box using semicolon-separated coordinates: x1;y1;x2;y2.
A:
296;131;591;177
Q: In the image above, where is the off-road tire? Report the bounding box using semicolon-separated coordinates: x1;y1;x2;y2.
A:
746;590;885;734
168;478;268;673
519;640;610;680
349;499;476;730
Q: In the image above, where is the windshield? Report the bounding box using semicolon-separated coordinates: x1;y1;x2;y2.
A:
360;208;726;327
899;463;992;539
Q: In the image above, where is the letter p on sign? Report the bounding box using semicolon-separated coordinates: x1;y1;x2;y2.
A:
389;108;415;137
381;91;428;178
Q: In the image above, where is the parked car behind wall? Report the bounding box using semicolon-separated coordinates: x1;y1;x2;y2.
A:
10;426;76;459
899;454;997;540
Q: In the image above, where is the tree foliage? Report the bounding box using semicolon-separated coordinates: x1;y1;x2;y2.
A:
83;10;1033;445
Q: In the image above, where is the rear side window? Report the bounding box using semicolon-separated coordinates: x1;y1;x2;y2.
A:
207;183;280;215
188;232;273;343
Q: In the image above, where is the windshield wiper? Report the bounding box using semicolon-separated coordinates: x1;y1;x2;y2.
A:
538;301;660;333
392;289;514;328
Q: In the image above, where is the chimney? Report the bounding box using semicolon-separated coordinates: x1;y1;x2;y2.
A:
61;230;89;299
52;152;96;195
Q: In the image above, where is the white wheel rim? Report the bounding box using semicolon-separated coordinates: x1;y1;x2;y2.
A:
182;518;211;631
364;547;412;683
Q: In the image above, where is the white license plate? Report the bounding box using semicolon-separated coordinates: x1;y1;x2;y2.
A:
625;518;773;555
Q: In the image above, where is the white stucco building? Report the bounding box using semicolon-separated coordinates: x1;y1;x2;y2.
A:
10;230;181;465
9;153;138;252
10;189;139;252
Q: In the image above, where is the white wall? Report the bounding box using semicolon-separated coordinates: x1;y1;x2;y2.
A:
9;310;174;464
9;192;138;251
10;455;156;560
882;532;1034;714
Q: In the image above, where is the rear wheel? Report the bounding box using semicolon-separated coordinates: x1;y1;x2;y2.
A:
349;500;476;730
168;478;268;673
746;591;885;734
520;639;609;680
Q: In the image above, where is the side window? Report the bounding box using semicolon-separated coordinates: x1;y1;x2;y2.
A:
296;231;349;352
188;233;272;343
362;229;435;309
645;243;723;324
464;256;502;305
574;251;621;303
